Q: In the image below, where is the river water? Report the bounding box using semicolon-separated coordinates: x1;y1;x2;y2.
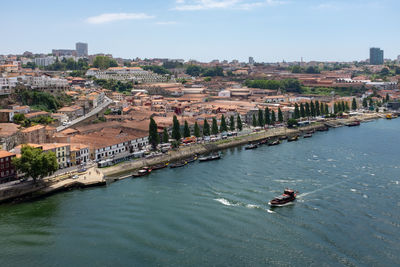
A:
1;119;399;266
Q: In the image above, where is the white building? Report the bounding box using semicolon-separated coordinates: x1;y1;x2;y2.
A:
34;57;56;67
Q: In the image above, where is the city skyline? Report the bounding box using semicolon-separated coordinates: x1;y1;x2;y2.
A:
1;0;399;62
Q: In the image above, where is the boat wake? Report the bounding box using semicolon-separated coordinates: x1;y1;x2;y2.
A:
298;176;358;198
214;198;239;206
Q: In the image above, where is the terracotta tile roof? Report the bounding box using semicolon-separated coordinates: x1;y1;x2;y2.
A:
0;150;15;158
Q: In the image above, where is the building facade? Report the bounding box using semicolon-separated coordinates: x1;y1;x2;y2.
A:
0;150;16;183
76;42;88;57
370;47;384;65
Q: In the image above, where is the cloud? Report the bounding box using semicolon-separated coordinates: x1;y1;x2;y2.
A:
86;13;155;24
173;0;287;11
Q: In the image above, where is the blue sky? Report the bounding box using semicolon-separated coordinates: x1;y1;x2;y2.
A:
1;0;399;62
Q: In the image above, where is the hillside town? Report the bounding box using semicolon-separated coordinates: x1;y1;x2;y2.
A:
0;43;400;184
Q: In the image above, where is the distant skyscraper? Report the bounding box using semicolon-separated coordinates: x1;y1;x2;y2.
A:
369;47;384;65
76;42;88;57
397;55;400;62
249;57;255;65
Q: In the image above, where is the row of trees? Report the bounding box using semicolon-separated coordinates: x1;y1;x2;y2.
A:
94;79;133;92
148;115;244;148
244;79;302;93
185;65;224;77
44;58;89;71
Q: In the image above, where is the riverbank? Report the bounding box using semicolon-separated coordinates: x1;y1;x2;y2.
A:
0;112;381;204
0;166;105;204
102;113;380;179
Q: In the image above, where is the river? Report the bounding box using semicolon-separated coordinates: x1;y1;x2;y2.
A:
1;119;399;266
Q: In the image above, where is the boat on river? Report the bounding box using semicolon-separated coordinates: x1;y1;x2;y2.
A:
386;114;392;120
169;161;187;168
151;162;169;170
317;126;329;132
268;140;280;146
287;135;299;142
199;153;221;162
245;143;258;150
185;155;198;163
346;120;360;127
303;133;313;138
269;189;297;207
258;139;268;145
132;167;152;177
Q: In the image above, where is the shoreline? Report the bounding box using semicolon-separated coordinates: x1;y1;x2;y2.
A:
0;113;382;204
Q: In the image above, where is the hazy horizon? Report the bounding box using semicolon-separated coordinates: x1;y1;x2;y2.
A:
1;0;399;62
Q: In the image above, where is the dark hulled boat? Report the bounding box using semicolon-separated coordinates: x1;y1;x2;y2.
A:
287;135;299;142
303;133;312;138
258;139;268;145
151;162;169;170
132;167;152;177
317;126;329;132
346;120;360;127
245;143;258;150
268;140;280;146
269;189;297;207
199;153;221;162
185;155;198;163
169;161;187;168
279;135;288;140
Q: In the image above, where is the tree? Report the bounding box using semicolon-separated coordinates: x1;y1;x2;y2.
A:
305;102;310;117
258;109;264;126
220;114;228;132
203;119;210;136
363;98;368;108
278;107;283;122
294;103;300;119
310;101;315;117
148;117;159;149
324;103;329;115
320;102;324;115
265;107;271;125
334;102;339;113
237;115;243;131
13;113;26;124
183;120;191;138
211;117;219;135
386;93;390;102
162;128;169;143
252;114;257;127
287;118;298;128
352;98;357;110
92;56;118;69
12;145;58;183
315;101;320;116
229;115;235;131
194;122;200;137
300;103;305;118
341;101;346;112
369;98;373;107
172;115;181;140
271;110;276;124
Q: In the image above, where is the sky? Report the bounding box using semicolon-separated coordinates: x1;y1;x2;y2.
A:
1;0;399;62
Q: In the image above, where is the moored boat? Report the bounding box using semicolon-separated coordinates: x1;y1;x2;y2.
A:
287;135;299;142
258;139;268;145
279;135;288;140
386;114;392;120
346;120;360;127
268;140;280;146
268;189;297;207
245;143;258;150
303;133;312;138
199;153;221;162
185;155;198;163
151;162;169;170
169;161;187;168
132;167;152;177
317;126;329;132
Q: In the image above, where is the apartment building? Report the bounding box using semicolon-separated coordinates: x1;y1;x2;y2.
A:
70;143;90;166
0;150;16;183
20;125;46;144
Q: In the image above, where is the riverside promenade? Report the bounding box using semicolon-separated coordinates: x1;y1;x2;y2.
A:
0;166;105;203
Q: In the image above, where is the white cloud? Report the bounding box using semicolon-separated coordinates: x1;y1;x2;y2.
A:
86;13;155;24
173;0;286;11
